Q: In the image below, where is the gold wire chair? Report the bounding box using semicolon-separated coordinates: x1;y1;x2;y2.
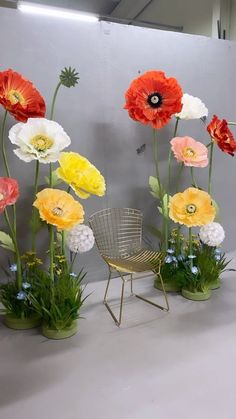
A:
89;208;169;326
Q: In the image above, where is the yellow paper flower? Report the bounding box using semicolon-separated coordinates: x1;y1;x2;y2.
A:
56;152;106;199
33;188;84;230
169;187;216;227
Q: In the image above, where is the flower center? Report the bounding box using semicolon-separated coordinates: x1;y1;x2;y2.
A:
186;204;197;214
7;89;25;105
147;92;163;108
183;147;196;158
0;193;4;201
30;135;54;152
52;207;64;216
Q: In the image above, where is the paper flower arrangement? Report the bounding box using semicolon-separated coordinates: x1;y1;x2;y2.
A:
124;70;232;300
0;67;105;338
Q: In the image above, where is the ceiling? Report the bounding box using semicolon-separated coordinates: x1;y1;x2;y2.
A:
0;0;228;39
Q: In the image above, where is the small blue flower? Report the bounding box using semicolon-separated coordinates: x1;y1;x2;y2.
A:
177;254;185;262
10;264;17;272
215;248;221;254
191;266;199;275
70;272;77;277
172;256;178;263
215;255;221;261
22;282;31;290
188;254;196;259
165;256;173;264
167;249;175;254
16;291;27;300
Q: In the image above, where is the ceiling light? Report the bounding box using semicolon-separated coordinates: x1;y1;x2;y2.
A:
17;2;99;22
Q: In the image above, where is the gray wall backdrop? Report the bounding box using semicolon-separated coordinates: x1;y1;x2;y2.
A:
0;7;236;282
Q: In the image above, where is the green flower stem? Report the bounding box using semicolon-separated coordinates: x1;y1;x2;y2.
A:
50;81;62;120
1;111;19;260
4;208;22;290
1;110;10;177
48;81;62;288
152;129;167;250
189;227;193;269
176;225;181;254
208;142;214;196
166;118;179;244
49;81;62;187
190;167;197;188
61;231;65;256
49;225;54;285
32;160;40;252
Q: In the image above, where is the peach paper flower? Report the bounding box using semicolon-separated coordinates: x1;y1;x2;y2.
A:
170;136;208;168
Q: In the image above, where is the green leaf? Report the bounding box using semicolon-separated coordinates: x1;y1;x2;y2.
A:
212;200;220;222
45;170;62;187
29;211;46;233
149;176;165;199
147;225;163;241
158;194;170;219
0;231;15;252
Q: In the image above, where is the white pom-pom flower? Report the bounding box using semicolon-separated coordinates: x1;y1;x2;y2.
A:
66;224;95;253
9;118;71;163
175;93;208;120
199;222;225;247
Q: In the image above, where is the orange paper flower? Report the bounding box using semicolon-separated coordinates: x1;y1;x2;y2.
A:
124;70;183;129
0;69;46;122
33;189;84;230
169;187;216;227
207;115;236;156
0;177;19;213
171;136;208;167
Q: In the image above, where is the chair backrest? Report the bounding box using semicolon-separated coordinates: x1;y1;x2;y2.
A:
89;208;142;258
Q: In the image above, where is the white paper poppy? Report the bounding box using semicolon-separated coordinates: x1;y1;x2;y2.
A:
9;118;71;163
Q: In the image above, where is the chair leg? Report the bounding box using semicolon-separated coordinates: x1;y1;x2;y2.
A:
133;270;169;312
103;269;126;327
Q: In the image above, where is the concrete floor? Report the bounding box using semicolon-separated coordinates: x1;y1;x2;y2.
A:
1;262;236;419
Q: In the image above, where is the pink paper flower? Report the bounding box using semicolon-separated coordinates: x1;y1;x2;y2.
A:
170;136;208;168
0;177;19;213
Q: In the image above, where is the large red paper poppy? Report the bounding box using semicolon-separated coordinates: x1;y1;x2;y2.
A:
0;69;46;122
207;115;236;156
0;177;19;213
124;70;183;129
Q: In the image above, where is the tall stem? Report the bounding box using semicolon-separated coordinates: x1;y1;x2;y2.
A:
189;227;193;269
49;226;54;285
208;142;214;195
48;81;62;286
32;160;40;252
152;129;167;250
167;118;179;244
1;110;10;177
190;167;197;188
4;208;22;289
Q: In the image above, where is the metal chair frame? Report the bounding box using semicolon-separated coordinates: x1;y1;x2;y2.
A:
89;208;169;326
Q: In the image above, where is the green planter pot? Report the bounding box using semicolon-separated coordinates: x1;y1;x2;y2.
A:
42;320;78;340
5;313;41;330
182;288;212;301
154;278;181;293
210;278;221;290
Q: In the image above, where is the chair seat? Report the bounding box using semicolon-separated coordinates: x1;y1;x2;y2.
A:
103;249;164;273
